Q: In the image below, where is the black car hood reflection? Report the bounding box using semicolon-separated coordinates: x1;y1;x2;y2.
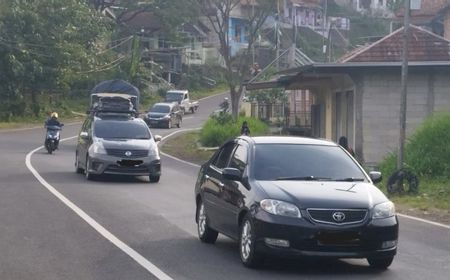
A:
257;180;388;209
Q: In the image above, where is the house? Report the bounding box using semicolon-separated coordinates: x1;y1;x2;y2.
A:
335;0;390;15
281;0;324;30
246;25;450;166
394;0;450;37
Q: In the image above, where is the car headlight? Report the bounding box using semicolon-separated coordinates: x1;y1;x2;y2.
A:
148;147;159;157
163;115;171;119
372;201;396;219
260;199;301;218
89;142;106;155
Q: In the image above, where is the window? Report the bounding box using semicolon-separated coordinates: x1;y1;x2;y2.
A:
235;25;241;42
94;121;151;140
229;144;248;173
213;143;236;169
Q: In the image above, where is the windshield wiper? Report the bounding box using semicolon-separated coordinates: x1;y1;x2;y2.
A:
276;176;331;181
333;177;365;182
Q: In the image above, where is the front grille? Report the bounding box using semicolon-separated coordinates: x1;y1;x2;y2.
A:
106;149;148;158
105;165;149;174
307;209;367;225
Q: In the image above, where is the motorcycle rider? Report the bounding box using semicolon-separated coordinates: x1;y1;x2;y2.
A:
45;112;62;149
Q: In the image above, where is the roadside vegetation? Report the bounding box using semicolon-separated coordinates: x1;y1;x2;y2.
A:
200;114;269;147
378;113;450;211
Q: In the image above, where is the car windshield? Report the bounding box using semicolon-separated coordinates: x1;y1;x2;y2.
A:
253;144;366;181
94;120;151;139
166;92;183;102
150;105;170;113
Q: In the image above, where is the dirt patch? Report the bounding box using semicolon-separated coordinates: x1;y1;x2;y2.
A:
396;204;450;225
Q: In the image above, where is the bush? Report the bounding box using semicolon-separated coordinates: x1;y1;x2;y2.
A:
200;115;269;147
379;113;450;179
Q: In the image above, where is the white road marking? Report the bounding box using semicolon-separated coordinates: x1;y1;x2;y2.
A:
398;213;450;229
25;136;173;280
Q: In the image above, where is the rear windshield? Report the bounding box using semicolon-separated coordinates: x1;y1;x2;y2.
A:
253;144;365;181
166;92;183;102
150;105;170;113
94;120;151;139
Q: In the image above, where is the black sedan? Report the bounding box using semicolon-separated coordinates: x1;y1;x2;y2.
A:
194;136;398;269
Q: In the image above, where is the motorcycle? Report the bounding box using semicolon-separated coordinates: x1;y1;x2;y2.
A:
45;124;63;154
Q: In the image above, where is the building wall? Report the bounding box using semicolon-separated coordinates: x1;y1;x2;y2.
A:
359;69;448;165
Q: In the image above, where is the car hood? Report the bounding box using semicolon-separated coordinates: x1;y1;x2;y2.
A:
100;138;155;151
147;112;168;119
257;180;388;209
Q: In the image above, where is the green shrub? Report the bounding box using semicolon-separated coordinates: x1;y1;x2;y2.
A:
379;113;450;179
200;115;269;147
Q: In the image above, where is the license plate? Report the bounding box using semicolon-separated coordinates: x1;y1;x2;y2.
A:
317;231;360;246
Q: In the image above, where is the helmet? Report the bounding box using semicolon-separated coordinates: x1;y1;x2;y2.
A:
51;112;58;119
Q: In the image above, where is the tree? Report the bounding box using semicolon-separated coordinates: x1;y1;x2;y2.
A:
190;0;275;118
0;0;114;119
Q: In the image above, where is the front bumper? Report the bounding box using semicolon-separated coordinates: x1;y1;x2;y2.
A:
87;153;161;177
252;209;398;259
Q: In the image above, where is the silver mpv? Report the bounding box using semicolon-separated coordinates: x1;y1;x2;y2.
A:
75;115;162;182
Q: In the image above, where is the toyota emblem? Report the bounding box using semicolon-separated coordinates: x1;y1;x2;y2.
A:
332;212;346;222
125;151;132;157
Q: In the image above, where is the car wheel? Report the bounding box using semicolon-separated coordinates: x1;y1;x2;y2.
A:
197;201;218;243
367;256;394;269
75;152;84;174
240;215;263;268
190;107;195;114
85;156;95;180
149;175;160;183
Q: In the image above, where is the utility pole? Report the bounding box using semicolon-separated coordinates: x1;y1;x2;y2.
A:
397;0;410;171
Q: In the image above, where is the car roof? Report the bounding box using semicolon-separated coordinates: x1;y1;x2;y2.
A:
153;102;176;107
93;115;145;123
167;90;188;94
239;136;337;146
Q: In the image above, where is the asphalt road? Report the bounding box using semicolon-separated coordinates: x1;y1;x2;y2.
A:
1;93;449;280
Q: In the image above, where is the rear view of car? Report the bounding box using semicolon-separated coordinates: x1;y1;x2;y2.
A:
75;116;161;183
144;102;182;129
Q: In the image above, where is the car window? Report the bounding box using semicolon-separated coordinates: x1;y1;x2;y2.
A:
229;144;247;173
151;105;170;113
212;142;236;169
94;120;151;139
253;144;366;181
166;92;183;102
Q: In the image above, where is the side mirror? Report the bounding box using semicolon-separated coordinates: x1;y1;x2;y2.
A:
223;167;242;181
369;171;382;184
79;131;88;139
154;135;162;142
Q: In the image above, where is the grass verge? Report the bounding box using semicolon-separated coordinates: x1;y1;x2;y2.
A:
161;131;215;166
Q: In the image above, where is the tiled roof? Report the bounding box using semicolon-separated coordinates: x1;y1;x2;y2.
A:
341;25;450;63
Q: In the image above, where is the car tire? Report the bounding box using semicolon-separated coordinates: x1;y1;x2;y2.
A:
149;175;160;183
75;152;84;174
367;256;394;269
85;156;95;181
197;201;218;243
240;215;264;268
190;107;195;114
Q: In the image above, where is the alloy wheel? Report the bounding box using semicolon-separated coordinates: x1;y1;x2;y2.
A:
240;220;252;261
